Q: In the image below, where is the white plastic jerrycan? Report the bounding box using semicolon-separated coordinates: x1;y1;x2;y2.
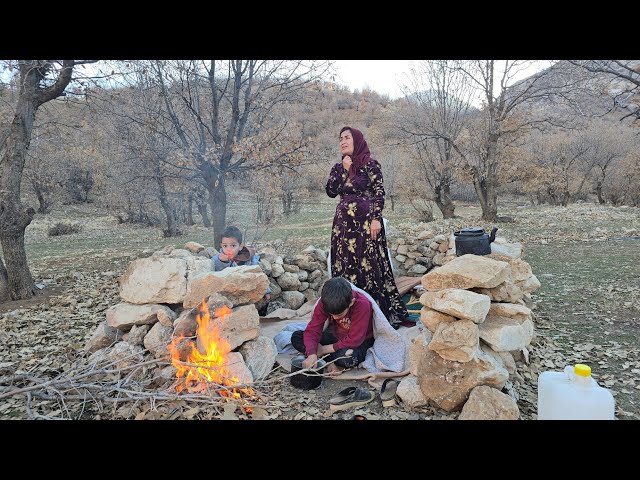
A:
537;364;615;420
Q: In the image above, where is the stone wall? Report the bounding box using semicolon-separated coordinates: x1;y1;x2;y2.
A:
82;242;331;392
389;230;456;276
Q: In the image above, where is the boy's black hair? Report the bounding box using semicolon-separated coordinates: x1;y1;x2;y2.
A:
220;225;243;244
320;277;353;314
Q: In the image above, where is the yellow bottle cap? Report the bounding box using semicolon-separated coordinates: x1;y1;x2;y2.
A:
574;364;591;377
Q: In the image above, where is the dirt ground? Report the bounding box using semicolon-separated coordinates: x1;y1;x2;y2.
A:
0;200;638;420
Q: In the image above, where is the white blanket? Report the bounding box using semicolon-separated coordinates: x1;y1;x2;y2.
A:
354;284;406;373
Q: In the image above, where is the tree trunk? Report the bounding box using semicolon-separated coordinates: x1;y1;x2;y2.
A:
479;135;499;222
34;182;50;214
186;193;195;226
197;202;211;227
282;191;293;216
388;194;395;212
0;60;75;301
596;182;606;204
159;195;178;236
155;164;178;237
472;176;498;221
0;210;36;300
0;93;37;301
434;184;456;219
208;176;227;248
0;256;10;303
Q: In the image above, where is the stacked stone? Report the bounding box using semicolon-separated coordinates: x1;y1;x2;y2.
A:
83;245;278;388
257;245;331;314
389;230;456;277
395;246;541;420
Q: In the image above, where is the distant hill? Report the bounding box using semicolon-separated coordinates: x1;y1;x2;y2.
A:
511;60;640;126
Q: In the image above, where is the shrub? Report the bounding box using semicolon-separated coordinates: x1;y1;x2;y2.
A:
48;222;82;237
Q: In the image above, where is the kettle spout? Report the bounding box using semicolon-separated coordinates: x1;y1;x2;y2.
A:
489;227;498;243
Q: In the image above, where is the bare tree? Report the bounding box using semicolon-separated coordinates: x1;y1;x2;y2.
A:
427;60;587;220
396;60;474;218
581;120;632;204
140;60;332;247
523;130;593;206
606;152;640;206
0;60;95;301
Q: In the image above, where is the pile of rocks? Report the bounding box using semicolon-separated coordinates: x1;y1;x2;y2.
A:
178;242;330;314
84;246;278;389
394;246;541;419
389;230;456;277
254;245;331;315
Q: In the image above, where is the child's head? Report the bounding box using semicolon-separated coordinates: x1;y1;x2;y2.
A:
220;225;244;259
321;277;354;319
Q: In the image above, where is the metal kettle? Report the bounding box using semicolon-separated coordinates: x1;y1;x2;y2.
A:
453;227;498;256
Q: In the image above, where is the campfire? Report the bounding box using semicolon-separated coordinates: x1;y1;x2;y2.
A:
169;299;255;399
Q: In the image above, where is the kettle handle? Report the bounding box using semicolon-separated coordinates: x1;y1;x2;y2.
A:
489;227;498;243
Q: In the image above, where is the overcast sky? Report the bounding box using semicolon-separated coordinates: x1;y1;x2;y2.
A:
331;60;552;100
331;60;413;99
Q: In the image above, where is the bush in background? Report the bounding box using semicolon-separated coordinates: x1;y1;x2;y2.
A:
48;222;82;237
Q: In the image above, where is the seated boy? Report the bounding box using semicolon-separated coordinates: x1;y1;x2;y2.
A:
212;225;271;310
213;225;260;270
292;277;374;375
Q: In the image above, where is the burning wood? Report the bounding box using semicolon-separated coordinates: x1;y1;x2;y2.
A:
169;299;255;398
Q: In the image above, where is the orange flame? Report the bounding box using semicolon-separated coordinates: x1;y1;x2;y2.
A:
169;299;254;398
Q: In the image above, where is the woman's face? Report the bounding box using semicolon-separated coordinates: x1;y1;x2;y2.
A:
339;130;354;157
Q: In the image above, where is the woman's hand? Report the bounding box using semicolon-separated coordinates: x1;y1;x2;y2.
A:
302;354;318;369
342;155;352;171
371;218;382;241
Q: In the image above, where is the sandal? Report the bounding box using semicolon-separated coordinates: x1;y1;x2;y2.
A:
380;378;400;408
329;386;375;412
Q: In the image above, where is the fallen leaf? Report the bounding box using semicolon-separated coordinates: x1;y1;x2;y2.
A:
220;404;238;420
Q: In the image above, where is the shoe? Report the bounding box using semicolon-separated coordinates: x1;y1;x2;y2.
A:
329;386;375;412
380;378;400;408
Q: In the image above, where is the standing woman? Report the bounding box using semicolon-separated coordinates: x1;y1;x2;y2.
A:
326;126;412;329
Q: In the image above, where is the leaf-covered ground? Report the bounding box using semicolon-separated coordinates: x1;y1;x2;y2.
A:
0;198;638;420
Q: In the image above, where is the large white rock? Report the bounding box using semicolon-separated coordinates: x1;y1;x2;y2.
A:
420;289;491;323
183;265;268;308
478;315;534;352
507;258;533;283
473;280;524;303
517;274;541;294
417;347;509;412
458;385;520;420
106;302;176;330
422;254;510;291
420;307;456;333
396;375;429;408
488;302;532;321
120;257;189;305
239;336;278;381
428;320;479;363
